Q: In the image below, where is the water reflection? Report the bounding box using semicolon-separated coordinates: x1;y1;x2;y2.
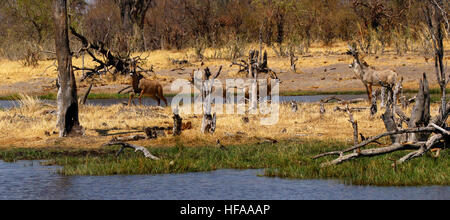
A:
0;160;448;200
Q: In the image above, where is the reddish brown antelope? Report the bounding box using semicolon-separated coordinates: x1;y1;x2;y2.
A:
129;71;168;107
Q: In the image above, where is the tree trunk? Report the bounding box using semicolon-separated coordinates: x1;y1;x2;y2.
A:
53;0;83;137
118;0;135;36
200;67;221;134
408;74;431;142
173;113;182;136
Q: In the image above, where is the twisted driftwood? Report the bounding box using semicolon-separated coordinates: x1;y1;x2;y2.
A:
314;76;448;166
103;142;160;160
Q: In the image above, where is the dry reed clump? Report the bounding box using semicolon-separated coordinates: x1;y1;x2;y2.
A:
1;95;446;150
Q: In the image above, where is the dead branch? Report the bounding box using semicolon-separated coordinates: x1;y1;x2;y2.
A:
334;106;369;112
312;127;436;159
345;104;359;146
338;98;367;105
70;27;152;81
79;83;93;105
290;52;298;72
118;86;133;94
103;142;160;160
320;143;421;167
397;134;443;164
230;50;275;76
201;66;222;134
110;135;147;142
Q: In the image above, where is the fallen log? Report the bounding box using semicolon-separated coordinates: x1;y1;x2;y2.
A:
334;106;369;112
110;135;146;142
337;98;366;105
103;142;160;160
312;127;437;159
320;143;422;167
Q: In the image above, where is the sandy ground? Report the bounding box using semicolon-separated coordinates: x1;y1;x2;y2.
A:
0;53;445;98
1;39;449;98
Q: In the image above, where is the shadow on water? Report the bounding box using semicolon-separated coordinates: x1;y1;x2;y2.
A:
0;160;448;200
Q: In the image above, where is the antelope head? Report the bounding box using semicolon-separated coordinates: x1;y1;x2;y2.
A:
130;70;144;81
268;70;282;84
347;44;359;68
347;44;369;70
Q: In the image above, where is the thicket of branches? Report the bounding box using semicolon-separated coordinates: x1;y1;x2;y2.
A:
0;0;448;61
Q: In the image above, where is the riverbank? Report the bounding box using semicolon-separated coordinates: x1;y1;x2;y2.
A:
0;140;448;186
0;95;448;186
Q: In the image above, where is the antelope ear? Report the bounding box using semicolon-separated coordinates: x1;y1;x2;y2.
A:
362;60;369;67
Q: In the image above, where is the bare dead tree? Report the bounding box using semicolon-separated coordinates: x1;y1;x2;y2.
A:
290;51;298;73
53;0;83;137
70;27;151;82
200;66;222;134
230;50;276;77
172;108;182;136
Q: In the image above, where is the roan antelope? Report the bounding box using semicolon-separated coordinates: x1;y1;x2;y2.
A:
347;46;398;103
129;71;168;107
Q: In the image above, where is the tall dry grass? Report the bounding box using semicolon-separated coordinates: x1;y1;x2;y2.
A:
0;95;446;150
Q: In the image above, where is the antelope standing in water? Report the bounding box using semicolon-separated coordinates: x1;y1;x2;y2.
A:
129;70;168;107
347;46;398;103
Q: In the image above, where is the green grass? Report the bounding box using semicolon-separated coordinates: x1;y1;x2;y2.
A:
1;140;448;186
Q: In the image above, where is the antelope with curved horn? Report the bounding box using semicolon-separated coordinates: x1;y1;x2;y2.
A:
129;63;168;107
347;45;398;103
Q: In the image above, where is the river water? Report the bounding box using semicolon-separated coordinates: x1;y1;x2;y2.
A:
0;95;365;109
0;160;448;200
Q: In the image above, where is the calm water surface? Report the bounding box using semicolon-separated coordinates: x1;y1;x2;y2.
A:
0;95;365;109
0;160;448;200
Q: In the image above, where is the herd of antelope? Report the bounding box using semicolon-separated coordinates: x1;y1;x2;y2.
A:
126;45;400;107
